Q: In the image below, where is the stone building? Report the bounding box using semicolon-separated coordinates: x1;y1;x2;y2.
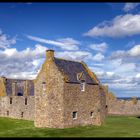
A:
0;49;107;128
34;50;107;128
0;77;34;120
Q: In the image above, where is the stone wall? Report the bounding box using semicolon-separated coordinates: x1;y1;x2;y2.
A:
63;83;106;128
0;50;107;128
34;50;106;128
0;77;6;96
99;85;107;123
34;51;65;128
107;97;140;116
0;96;34;120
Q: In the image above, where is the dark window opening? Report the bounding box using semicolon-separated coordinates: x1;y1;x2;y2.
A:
10;97;12;104
17;92;23;96
106;105;108;108
72;111;77;119
42;82;46;94
7;111;9;116
21;112;24;118
25;98;27;105
90;112;93;117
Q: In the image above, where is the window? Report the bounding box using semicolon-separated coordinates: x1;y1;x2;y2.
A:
7;111;9;116
80;81;85;92
90;112;93;118
10;97;12;104
42;82;46;94
17;92;23;96
21;112;24;118
72;111;77;119
25;98;27;105
105;105;108;109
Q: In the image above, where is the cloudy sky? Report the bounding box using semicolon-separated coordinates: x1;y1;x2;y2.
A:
0;2;140;97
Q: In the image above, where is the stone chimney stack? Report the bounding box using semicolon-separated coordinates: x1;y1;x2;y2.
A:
46;49;54;61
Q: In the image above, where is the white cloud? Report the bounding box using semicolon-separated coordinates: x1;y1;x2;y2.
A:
110;50;126;59
0;44;48;79
56;51;105;62
0;29;16;49
56;51;91;61
89;42;108;53
108;82;138;90
106;72;114;77
89;54;140;97
136;73;140;78
128;44;140;56
114;62;136;74
91;53;105;61
84;14;140;38
27;35;80;51
3;48;17;57
110;44;140;62
103;58;136;76
123;3;139;12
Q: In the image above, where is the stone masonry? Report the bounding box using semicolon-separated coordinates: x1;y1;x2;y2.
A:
0;49;107;128
34;50;107;128
107;96;140;116
1;49;140;128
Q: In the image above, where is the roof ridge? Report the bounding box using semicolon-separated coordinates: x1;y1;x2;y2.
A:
54;57;82;63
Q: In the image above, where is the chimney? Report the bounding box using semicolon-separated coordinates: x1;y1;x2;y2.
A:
46;49;54;61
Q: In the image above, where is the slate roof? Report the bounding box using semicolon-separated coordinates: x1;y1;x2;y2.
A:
4;78;34;96
54;58;99;84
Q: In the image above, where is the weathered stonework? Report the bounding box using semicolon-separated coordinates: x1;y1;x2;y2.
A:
0;77;35;121
0;96;34;120
34;50;107;128
34;53;65;128
63;83;103;127
107;94;140;116
0;49;107;128
0;77;6;96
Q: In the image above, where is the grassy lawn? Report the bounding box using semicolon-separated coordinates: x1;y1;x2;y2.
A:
0;116;140;137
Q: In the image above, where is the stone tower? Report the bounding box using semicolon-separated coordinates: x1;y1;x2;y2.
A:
34;50;64;128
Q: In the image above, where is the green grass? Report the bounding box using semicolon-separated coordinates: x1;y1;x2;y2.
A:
0;116;140;137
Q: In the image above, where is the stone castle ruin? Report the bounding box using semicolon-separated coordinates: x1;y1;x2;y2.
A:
0;50;107;128
0;49;139;128
106;94;140;116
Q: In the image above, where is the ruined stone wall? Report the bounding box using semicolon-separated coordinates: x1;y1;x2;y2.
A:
99;85;107;123
0;96;34;120
63;83;105;128
0;77;6;96
34;58;65;128
5;79;34;96
107;98;140;116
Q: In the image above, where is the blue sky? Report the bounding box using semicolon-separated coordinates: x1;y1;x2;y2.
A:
0;2;140;97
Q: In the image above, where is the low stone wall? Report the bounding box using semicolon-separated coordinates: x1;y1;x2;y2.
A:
107;99;140;116
0;96;34;120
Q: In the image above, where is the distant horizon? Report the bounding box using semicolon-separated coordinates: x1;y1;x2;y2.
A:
117;96;140;98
